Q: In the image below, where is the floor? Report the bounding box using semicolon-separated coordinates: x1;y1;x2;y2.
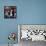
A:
0;40;46;46
0;44;18;46
19;39;46;46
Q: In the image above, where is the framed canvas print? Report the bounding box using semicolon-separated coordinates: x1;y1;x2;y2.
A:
4;6;16;19
18;24;46;41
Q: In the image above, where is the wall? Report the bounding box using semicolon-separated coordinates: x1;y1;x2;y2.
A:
0;0;18;44
0;0;46;44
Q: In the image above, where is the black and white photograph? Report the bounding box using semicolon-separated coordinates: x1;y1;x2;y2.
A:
4;6;16;18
